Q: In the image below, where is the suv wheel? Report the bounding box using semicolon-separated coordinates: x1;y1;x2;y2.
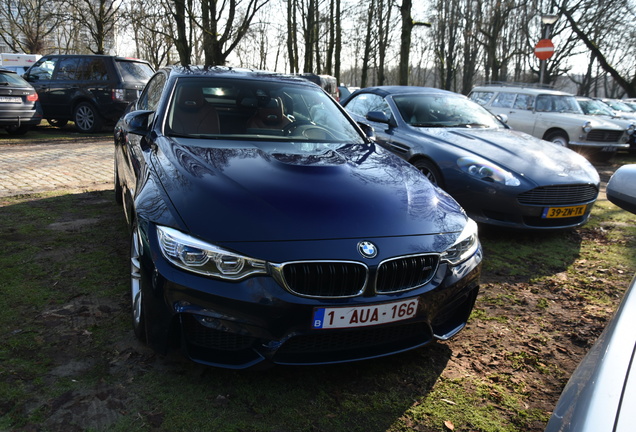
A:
5;125;31;135
47;118;68;128
545;131;569;147
74;102;103;133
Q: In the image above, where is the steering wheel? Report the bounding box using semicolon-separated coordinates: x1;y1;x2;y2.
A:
283;120;315;135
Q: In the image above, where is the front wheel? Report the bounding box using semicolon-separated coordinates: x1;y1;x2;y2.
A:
130;224;146;341
545;131;569;147
413;159;445;188
74;102;103;133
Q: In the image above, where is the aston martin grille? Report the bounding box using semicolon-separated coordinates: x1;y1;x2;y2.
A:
518;184;598;205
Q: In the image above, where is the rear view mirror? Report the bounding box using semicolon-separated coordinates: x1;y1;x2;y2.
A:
607;164;636;214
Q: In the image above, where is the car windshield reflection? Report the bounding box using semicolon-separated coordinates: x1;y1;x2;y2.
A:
393;94;501;129
165;78;365;145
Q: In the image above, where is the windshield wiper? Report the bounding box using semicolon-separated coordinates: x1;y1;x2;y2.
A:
411;123;445;127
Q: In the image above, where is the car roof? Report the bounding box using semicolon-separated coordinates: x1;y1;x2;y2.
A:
161;65;316;87
354;86;460;98
471;85;572;96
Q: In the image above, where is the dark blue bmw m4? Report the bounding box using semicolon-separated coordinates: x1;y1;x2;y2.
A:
114;66;482;369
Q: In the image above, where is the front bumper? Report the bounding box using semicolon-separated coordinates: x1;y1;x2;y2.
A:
139;227;482;369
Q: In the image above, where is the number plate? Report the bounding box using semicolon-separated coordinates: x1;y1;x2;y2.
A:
0;96;21;103
542;204;587;219
312;298;419;329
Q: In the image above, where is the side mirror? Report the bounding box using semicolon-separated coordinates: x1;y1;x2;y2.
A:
123;110;154;136
357;122;376;141
496;114;508;124
366;111;390;124
607;164;636;214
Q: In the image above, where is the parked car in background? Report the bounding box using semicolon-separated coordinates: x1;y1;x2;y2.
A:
469;85;628;160
601;98;636;116
545;164;636;432
297;73;339;101
24;54;154;132
0;53;41;75
343;86;600;230
338;85;360;101
0;67;42;135
576;96;636;152
113;66;482;369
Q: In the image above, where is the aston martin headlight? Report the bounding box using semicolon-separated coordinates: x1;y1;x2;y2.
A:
156;226;267;280
441;219;479;265
582;121;592;133
458;156;521;186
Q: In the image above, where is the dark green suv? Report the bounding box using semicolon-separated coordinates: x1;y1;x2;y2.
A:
24;55;154;132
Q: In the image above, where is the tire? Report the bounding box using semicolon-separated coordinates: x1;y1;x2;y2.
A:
5;125;31;135
545;131;569;147
413;158;445;188
130;223;146;341
114;163;123;205
73;102;103;133
47;118;68;128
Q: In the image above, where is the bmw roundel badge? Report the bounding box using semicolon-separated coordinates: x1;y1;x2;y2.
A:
358;241;378;259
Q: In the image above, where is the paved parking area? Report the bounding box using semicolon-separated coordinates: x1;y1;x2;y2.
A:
0;139;113;198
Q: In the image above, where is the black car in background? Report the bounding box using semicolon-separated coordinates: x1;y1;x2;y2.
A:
114;66;482;369
0;67;42;135
24;55;154;132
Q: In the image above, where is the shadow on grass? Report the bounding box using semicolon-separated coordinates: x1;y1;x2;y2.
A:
0;189;453;432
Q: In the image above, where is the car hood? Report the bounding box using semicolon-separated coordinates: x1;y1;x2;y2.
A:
409;127;600;185
151;138;467;242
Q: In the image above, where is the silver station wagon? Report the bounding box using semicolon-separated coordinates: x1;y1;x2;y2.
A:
469;85;629;160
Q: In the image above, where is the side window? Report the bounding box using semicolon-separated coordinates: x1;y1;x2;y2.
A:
469;91;494;106
513;94;534;110
137;74;166;111
491;92;516;108
27;58;58;80
346;94;390;118
77;58;109;81
54;58;81;80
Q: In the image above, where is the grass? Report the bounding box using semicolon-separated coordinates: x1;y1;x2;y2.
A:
0;151;635;431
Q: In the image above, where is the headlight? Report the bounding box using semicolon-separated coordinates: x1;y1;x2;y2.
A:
458;156;521;186
582;121;592;133
627;124;635;135
156;226;267;280
441;219;479;265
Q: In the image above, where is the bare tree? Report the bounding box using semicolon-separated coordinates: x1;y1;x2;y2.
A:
0;0;61;53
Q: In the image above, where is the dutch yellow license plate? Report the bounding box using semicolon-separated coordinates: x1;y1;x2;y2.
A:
542;205;587;219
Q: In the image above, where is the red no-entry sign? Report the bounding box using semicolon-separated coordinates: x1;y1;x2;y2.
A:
535;39;555;60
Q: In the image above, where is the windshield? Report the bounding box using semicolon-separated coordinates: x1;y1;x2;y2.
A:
0;71;30;86
577;99;615;116
165;77;365;144
115;60;154;82
535;95;583;113
604;100;635;113
393;94;502;128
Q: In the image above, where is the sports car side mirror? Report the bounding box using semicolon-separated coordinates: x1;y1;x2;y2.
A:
123;110;154;136
607;164;636;214
366;111;390;124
